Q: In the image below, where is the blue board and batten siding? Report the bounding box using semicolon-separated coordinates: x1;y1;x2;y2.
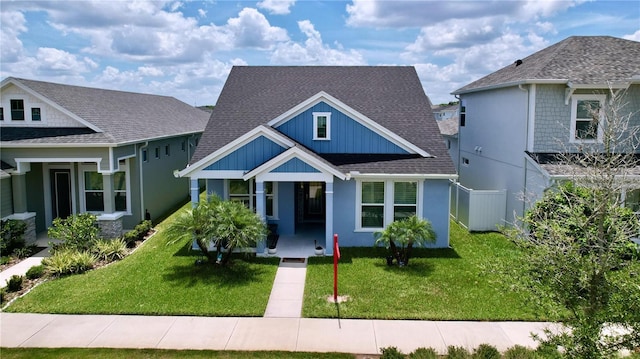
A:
273;158;320;173
276;102;408;154
204;136;286;171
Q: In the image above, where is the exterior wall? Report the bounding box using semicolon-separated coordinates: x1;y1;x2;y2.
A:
523;160;550;217
25;163;46;232
273;158;320;173
275;102;408;154
1;147;111;172
274;182;295;236
205;136;286;171
422;179;451;247
458;86;529;219
0;177;12;218
1;83;84;127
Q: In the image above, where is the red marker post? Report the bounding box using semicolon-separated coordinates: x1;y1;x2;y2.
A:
333;234;340;302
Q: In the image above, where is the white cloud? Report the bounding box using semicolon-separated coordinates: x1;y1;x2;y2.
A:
406;18;502;52
225;8;289;48
35;48;98;75
257;0;296;15
270;20;365;65
0;10;27;63
623;29;640;42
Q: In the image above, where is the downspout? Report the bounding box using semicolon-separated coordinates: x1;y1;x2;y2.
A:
139;141;148;222
518;84;530;219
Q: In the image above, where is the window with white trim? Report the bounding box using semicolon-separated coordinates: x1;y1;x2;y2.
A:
313;112;331;140
570;95;605;142
81;162;130;213
10;99;24;121
114;171;127;211
228;179;277;218
357;180;420;230
84;171;104;212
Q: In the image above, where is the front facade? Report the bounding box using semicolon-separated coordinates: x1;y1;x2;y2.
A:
180;66;457;254
0;78;209;242
451;36;640;226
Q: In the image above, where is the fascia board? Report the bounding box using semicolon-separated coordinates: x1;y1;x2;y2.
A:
243;146;346;181
348;172;458;180
178;125;293;177
2;78;103;133
267;91;430;157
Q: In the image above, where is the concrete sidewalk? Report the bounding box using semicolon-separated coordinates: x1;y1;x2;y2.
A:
0;313;551;354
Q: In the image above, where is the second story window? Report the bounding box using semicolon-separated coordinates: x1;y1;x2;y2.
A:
313;112;331;140
31;108;41;121
11;99;24;120
0;107;3;120
571;95;604;142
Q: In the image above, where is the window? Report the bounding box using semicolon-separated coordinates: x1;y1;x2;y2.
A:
114;171;127;211
155;147;160;159
313;112;331;140
357;180;421;229
181;141;186;151
228;179;276;217
571;95;604;142
84;172;104;211
10;100;24;120
165;144;170;156
31;108;41;121
0;107;4;120
623;188;640;213
459;105;466;127
462;157;469;166
142;149;148;162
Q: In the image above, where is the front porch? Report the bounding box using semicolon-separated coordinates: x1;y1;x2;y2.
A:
264;223;325;258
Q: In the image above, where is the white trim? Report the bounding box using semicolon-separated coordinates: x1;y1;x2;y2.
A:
15;158;103;174
43;163;77;228
226;179;278;220
257;172;334;182
354;179;422;231
348;172;457;180
267;91;430;157
185;170;245;180
178;126;294;177
570;94;606;143
243;146;346;181
313;112;331;140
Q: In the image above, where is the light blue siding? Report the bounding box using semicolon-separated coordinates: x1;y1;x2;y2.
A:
272;158;320;173
206;179;225;198
273;182;295;235
422;179;451;248
205;136;286;171
275;102;408;154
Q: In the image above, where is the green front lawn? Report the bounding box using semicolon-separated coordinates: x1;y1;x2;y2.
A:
303;222;556;321
5;201;280;316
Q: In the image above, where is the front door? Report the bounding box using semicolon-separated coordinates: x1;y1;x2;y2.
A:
50;169;72;219
296;182;325;223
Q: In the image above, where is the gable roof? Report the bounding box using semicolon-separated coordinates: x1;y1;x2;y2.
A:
453;36;640;95
1;77;210;145
192;66;455;176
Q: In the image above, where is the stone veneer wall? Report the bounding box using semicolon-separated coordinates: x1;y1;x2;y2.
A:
22;215;36;245
97;218;123;239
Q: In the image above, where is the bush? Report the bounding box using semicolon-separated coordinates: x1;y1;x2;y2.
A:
503;345;540;359
0;256;10;265
472;344;500;359
0;219;26;255
122;220;153;247
43;249;96;276
93;238;127;262
13;245;34;259
0;287;5;304
48;213;99;252
380;346;406;359
408;347;438;359
26;264;46;280
447;346;471;359
6;275;24;292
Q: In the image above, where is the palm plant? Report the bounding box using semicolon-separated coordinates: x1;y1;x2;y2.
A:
374;215;436;266
165;196;220;263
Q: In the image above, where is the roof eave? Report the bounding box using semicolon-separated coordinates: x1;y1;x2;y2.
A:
452;79;568;95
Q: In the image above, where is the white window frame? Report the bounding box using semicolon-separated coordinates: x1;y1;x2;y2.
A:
355;179;423;231
226;179;278;220
114;160;131;214
313;112;331;140
80;164;105;213
79;163;131;214
570;94;605;143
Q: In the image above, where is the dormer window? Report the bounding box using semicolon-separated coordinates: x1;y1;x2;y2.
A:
570;94;605;143
11;99;24;120
31;108;41;121
313;112;331;140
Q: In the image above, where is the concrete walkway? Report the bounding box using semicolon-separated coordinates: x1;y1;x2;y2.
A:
264;258;307;318
0;313;551;354
0;247;50;288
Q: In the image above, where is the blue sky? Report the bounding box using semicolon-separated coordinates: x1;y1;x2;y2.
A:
1;0;638;106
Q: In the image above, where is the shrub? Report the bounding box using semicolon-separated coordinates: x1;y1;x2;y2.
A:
0;219;26;255
472;344;500;359
380;346;406;359
408;347;438;359
26;264;46;280
93;238;128;262
6;275;24;292
447;346;471;359
48;213;99;252
43;249;96;276
13;246;33;259
134;220;153;240
503;345;539;359
0;256;10;265
0;287;5;304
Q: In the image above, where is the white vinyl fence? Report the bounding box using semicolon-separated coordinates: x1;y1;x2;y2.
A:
450;182;507;231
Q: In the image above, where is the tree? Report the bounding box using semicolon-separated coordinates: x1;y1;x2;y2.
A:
165;195;267;266
374;215;436;266
505;84;640;358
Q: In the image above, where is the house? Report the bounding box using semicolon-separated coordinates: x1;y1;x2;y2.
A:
437;116;459;170
451;36;640;228
178;66;457;254
432;103;459;121
0;77;210;243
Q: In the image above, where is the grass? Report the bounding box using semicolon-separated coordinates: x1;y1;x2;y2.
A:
4;201;280;316
0;348;354;359
303;221;555;320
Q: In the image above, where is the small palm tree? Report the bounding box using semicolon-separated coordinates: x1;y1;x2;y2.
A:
165;196;220;263
374;215;436;266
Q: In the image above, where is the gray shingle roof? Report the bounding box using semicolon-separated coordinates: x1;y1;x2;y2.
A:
453;36;640;94
437;117;459;137
3;78;210;145
192;66;455;175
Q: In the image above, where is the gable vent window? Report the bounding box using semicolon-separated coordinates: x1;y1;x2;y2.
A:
313;112;331;140
10;99;24;121
31;108;41;121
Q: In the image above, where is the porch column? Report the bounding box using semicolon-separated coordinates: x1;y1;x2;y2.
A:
325;181;334;256
255;180;266;254
190;178;199;207
11;173;28;213
102;173;114;213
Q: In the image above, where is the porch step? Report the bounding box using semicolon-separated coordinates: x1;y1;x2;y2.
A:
263;258;307;318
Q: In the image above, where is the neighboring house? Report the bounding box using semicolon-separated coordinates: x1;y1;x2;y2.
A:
437;116;459;170
451;36;640;228
0;77;210;243
178;66;457;254
432;103;459;121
